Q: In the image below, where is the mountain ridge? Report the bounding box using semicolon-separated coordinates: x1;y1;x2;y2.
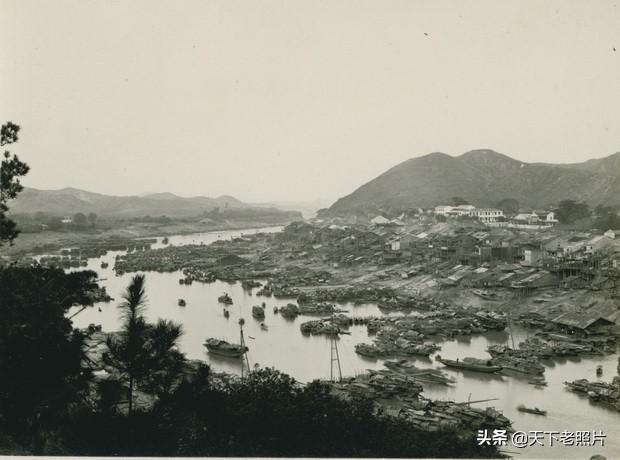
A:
9;187;269;217
325;149;620;216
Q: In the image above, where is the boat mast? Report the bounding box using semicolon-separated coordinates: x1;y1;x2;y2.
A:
330;313;342;382
507;293;516;349
239;318;250;379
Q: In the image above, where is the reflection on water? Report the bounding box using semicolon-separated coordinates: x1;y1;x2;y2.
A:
69;227;620;459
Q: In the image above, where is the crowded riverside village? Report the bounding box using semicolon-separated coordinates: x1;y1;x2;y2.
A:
3;206;620;458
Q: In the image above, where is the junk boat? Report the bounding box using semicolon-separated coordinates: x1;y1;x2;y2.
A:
500;361;545;375
178;298;186;307
384;359;456;385
471;289;499;301
204;338;248;358
241;280;262;290
218;293;233;305
252;305;265;319
527;376;548;386
517;404;547;416
437;356;502;373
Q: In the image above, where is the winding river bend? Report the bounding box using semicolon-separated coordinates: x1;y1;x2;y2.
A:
68;226;619;459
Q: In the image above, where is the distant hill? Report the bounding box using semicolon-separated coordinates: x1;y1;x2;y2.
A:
9;187;281;218
324;149;620;216
252;199;333;218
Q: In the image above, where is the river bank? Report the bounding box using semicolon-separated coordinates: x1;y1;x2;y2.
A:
0;220;287;257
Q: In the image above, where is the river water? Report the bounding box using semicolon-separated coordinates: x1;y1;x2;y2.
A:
68;226;619;459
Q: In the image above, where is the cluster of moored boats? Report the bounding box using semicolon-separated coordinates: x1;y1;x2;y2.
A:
301;318;346;336
274;303;299;319
182;280;614;427
486;345;545;375
565;377;620;410
355;342;440;358
399;400;512;432
241;279;262;290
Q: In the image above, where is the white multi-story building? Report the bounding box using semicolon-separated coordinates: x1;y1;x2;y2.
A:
451;205;476;216
513;211;557;227
472;208;504;223
433;204;475;216
535;211;558;224
434;205;453;216
433;205;504;223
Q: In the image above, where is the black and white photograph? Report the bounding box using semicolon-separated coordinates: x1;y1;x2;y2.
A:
1;1;620;458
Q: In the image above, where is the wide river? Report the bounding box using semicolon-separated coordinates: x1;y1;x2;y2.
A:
68;226;619;459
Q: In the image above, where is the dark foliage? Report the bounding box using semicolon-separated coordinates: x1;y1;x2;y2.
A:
452;196;470;206
72;212;88;228
594;205;620;230
0;266;99;449
104;275;186;412
554;199;591;224
495;198;520;215
1;122;30;245
60;366;500;458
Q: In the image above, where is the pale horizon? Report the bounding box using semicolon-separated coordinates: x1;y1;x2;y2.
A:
2;0;620;203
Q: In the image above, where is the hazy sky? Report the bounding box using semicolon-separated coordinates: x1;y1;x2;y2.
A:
2;1;620;203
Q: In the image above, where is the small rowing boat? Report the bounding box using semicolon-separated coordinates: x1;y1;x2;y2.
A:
517;404;547;416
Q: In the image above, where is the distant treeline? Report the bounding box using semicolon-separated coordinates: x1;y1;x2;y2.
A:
11;207;302;233
10;212;101;233
125;206;301;224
